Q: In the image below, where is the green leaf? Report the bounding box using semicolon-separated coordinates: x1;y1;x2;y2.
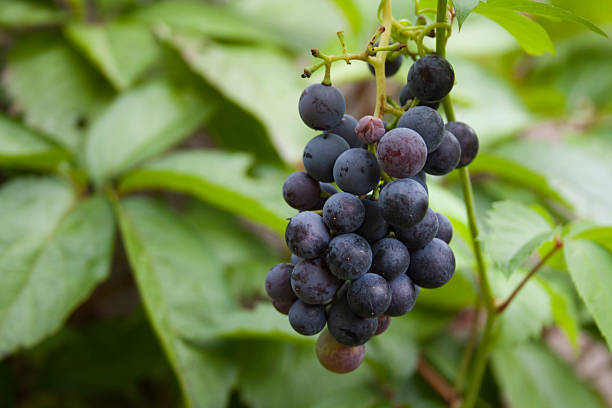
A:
0;0;67;28
485;0;607;38
573;226;612;252
3;34;114;152
454;0;483;28
565;239;612;351
474;5;555;55
85;80;211;185
537;277;579;348
329;0;362;32
492;342;604;408
484;201;555;275
0;113;69;170
495;141;612;225
490;269;553;345
161;32;309;164
118;150;291;234
115;197;237;407
0;178;114;357
65;20;160;91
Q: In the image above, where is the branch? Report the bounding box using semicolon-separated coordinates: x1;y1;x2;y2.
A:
417;356;462;406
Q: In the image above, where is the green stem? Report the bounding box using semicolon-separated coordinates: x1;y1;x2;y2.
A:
373;0;393;118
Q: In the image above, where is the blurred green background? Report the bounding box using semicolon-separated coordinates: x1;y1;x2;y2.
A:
0;0;611;407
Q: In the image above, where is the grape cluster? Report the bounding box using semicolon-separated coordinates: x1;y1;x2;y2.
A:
266;54;479;374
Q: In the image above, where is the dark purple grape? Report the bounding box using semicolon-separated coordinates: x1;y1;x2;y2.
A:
395;208;439;249
379;178;429;228
407;55;454;102
288;300;326;335
423;130;461;175
303;133;350;182
445;121;479;168
435;212;453;244
298;83;345;130
326;233;373;280
355;199;389;244
290;258;340;304
399;85;440;109
285;212;330;259
355;115;386;144
368;53;403;77
265;263;296;302
407;238;455;288
282;171;321;211
327;296;378;346
316;329;365;373
322;192;365;233
333;148;381;195
397;106;445;152
370;238;410;281
327;114;366;149
376;128;427;178
273;300;294;315
385;274;418;316
374;315;390;335
347;273;392;318
290;253;302;265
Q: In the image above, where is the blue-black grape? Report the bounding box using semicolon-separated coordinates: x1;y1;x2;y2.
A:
435;212;453;244
327;296;378;346
423;130;461;175
326;233;372;280
397;106;445;152
315;182;338;209
355;198;389;243
368;52;403;77
370;238;410;281
291;258;341;304
333;148;381;195
395;208;439;249
379;178;429;228
407;238;455;288
282;171;321;211
385;274;418;316
265;263;297;302
410;170;428;193
290;253;302;265
316;329;365;373
288;300;327;335
303;133;350;182
327;114;366;148
399;85;440;110
376;127;427;178
285;212;330;259
298;83;345;130
347;273;392;318
322;192;365;233
407;55;454;102
445;121;479;168
273;300;295;315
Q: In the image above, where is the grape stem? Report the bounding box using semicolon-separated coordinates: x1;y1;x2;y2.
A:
372;0;393;118
417;356;462;406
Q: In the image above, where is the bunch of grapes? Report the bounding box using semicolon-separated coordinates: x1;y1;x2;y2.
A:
265;54;479;374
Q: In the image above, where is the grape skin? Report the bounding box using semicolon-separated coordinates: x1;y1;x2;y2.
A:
397;106;445;153
374;315;391;335
385;274;418;316
368;53;403;77
316;329;365;373
355;199;389;243
423;130;461;176
395;208;439;249
303;133;350;182
265;263;297;302
399;85;440;110
333;148;381;195
326;233;373;281
285;212;330;259
322;192;365;233
355;115;386;144
407;238;455;288
327;296;378;346
347;273;392;318
298;83;346;130
327;114;366;148
379;178;429;228
288;300;327;335
370;238;411;281
282;171;321;211
445;121;479;168
376;127;427;178
406;55;455;102
291;258;341;304
435;212;453;244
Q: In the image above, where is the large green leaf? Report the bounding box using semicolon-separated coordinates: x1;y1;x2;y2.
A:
0;178;114;357
495;141;612;225
85;80;211;185
483;201;555;275
118;150;290;234
474;4;555;55
3;34;114;152
573;226;612;252
115;197;237;407
162;32;309;164
492;342;604;407
537;277;579;348
0;0;67;28
454;0;483;28
564;239;612;350
0;113;69;170
65;20;160;91
485;0;607;37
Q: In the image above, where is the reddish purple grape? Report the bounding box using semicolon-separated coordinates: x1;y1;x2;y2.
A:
374;315;391;335
316;329;365;373
355;115;386;144
376;128;427;178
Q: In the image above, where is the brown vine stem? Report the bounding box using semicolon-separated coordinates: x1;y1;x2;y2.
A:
496;238;564;313
417;356;462;406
